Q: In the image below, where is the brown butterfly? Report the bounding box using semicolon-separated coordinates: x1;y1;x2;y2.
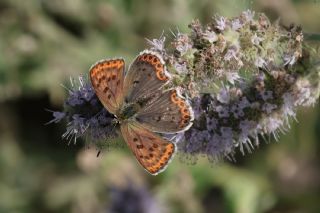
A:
90;50;194;175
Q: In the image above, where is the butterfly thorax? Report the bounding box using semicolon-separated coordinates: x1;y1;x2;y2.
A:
116;102;140;122
117;96;154;122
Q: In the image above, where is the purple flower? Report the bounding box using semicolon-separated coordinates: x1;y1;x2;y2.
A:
46;110;66;124
231;104;244;118
239;120;257;143
262;103;277;114
217;88;230;104
48;76;117;145
205;131;234;163
225;72;241;84
221;127;233;140
238;97;250;109
242;10;255;22
202;30;218;43
224;48;238;61
108;181;162;213
215;16;227;31
282;93;296;118
173;61;188;74
283;54;297;66
191;96;203;119
146;34;166;54
173;33;193;55
263;117;283;134
206;117;217;131
231;19;242;30
294;79;316;106
48;10;319;167
255;57;267;68
178;129;207;162
251;33;263;45
215;105;230;118
261;91;273;101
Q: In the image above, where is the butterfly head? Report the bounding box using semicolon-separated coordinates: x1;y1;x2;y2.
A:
111;117;120;126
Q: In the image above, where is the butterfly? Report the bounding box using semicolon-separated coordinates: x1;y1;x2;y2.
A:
89;50;194;175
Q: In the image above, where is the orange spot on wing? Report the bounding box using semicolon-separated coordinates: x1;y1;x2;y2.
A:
170;91;180;104
170;90;192;129
98;59;125;71
138;53;169;82
146;143;175;174
156;70;168;81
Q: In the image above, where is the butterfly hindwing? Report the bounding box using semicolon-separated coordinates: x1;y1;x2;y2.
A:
120;121;176;175
123;50;170;103
90;59;125;114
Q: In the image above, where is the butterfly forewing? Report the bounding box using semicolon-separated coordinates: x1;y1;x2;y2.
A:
120;121;176;175
136;89;194;133
90;59;125;114
123;51;170;103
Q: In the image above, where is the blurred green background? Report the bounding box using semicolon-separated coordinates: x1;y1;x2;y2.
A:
0;0;319;212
